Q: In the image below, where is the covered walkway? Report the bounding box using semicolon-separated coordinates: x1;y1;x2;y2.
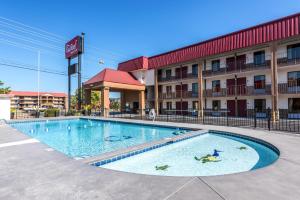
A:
83;68;145;117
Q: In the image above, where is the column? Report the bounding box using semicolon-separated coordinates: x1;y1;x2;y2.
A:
120;91;126;111
271;43;279;121
101;87;110;117
198;61;204;118
139;90;145;116
154;69;159;115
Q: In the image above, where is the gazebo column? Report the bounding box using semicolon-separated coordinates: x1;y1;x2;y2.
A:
101;87;110;117
84;89;91;105
120;91;126;111
139;90;145;116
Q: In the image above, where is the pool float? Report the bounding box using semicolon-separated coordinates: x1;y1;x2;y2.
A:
155;165;170;171
212;149;222;157
237;146;247;150
194;154;221;163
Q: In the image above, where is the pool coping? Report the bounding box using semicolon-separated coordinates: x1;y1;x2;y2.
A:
85;130;207;165
2;116;300;199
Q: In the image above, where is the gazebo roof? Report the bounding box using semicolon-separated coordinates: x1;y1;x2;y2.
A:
84;68;143;88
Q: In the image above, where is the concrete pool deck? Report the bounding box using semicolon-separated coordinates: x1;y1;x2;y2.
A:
0;117;300;200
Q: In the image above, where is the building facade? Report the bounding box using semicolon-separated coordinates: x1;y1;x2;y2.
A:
85;13;300;119
9;91;68;110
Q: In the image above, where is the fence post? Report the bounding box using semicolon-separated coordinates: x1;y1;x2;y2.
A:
226;109;229;126
267;107;271;131
167;110;169;122
254;108;257;128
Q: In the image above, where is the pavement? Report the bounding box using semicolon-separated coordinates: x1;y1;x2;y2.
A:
0;117;300;200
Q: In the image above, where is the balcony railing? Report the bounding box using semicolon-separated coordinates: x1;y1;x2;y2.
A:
202;60;271;77
277;56;300;67
278;82;300;94
159;91;198;99
204;84;272;97
158;73;198;82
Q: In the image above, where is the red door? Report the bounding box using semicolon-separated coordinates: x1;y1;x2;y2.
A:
181;66;188;78
182;101;188;115
227;100;236;116
237;54;246;70
181;84;188;98
237;100;247;117
226;57;235;71
237;77;246;95
176;101;181;115
227;79;235;96
175;68;181;79
176;85;181;98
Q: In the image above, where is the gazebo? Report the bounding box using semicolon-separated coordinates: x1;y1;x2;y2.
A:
83;68;145;117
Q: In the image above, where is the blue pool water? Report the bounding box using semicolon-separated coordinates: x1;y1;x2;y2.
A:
10;119;189;158
102;132;279;176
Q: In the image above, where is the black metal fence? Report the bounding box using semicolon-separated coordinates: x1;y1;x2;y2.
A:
110;108;300;133
10;108;300;133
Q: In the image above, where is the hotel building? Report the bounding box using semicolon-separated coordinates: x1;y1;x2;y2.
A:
9;91;68;110
84;13;300;119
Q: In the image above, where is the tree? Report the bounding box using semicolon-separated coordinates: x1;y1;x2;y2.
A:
0;80;11;94
71;89;101;110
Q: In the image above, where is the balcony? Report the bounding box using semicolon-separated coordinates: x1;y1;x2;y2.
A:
159;91;198;99
204;84;272;97
202;60;271;77
277;57;300;67
278;82;300;94
158;73;198;82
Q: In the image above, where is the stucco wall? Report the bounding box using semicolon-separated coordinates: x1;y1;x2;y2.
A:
0;95;11;120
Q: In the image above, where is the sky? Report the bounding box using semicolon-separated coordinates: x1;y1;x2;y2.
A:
0;0;300;97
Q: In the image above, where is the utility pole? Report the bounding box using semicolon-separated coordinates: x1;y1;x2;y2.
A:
37;50;40;116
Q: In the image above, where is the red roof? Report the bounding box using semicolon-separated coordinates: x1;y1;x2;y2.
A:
118;56;148;72
84;68;143;86
10;91;67;97
118;13;300;70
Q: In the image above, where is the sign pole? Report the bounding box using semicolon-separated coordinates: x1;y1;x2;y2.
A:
68;58;71;112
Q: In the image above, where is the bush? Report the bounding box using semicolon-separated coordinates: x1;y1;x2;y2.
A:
44;109;60;117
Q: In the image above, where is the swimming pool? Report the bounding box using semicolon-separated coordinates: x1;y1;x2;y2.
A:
100;131;279;176
10;119;190;158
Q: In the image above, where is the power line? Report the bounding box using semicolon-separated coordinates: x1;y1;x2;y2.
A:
0;60;91;80
0;16;130;60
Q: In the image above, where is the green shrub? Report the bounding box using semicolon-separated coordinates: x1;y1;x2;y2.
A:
44;109;60;117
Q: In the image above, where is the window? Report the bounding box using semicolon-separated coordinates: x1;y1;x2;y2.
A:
212;80;221;93
212;60;220;72
165;69;172;79
212;100;221;111
254;51;265;65
192;64;198;76
166;102;172;110
254;99;266;112
192;83;198;95
288;71;300;87
192;101;199;110
254;75;266;89
287;43;300;60
289;98;300;113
